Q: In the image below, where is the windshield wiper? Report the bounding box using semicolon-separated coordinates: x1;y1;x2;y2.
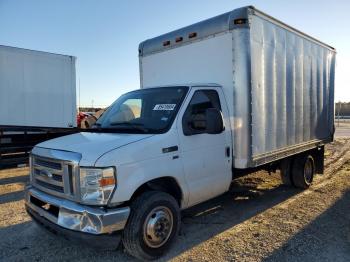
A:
110;122;149;132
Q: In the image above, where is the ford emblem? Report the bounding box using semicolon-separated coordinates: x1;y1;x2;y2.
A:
40;169;53;179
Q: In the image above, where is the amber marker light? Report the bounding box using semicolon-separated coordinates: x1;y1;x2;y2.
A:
175;36;183;43
234;18;247;25
163;40;171;46
188;32;197;39
100;176;116;187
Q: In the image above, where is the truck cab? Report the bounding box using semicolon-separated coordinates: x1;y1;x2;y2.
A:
25;84;233;259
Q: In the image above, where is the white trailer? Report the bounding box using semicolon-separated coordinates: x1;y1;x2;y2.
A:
0;45;76;128
0;45;77;168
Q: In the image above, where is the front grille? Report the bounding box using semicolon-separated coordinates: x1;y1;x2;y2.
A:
34;158;62;170
34;169;63;182
31;155;77;199
36;180;65;193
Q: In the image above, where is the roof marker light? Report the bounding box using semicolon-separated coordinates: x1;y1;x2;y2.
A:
234;18;247;25
163;40;171;47
188;32;197;39
175;36;183;43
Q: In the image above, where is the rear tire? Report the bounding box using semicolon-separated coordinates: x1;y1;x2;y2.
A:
122;191;180;260
280;158;293;185
291;154;315;189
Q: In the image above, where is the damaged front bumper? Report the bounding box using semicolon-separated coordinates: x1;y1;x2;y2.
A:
25;186;130;244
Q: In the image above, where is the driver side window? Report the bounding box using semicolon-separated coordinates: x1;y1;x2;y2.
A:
182;90;221;136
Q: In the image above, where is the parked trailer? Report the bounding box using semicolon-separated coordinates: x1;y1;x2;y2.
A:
0;45;77;168
25;6;335;260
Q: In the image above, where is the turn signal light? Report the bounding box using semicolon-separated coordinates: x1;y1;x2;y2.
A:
99;177;116;187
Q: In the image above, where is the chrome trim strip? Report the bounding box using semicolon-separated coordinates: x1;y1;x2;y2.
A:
32;181;65;196
34;175;63;187
31;147;81;164
62;165;71;195
33;164;63;174
25;187;130;234
251;139;330;166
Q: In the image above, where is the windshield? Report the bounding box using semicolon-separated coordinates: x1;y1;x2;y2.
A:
95;86;188;134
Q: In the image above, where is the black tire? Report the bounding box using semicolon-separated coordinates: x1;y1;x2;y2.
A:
122;191;180;260
280;158;293;185
291;154;315;189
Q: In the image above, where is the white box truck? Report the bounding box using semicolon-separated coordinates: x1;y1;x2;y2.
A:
0;45;77;168
25;6;335;260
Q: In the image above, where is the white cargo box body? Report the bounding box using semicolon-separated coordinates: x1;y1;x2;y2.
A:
0;45;76;128
139;6;336;168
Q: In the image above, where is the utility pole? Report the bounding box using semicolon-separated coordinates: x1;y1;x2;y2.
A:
78;78;81;112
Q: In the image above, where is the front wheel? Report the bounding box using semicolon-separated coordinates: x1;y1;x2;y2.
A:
122;191;180;260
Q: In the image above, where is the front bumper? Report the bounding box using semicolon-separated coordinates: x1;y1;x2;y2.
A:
25;186;130;235
26;205;122;249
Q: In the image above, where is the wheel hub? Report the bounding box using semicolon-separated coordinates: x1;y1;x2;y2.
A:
143;206;173;248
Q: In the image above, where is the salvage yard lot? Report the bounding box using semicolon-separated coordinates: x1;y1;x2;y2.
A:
0;136;349;261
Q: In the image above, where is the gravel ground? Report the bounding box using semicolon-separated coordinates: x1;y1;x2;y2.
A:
0;139;349;261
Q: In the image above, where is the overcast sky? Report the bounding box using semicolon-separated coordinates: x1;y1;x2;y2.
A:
0;0;349;107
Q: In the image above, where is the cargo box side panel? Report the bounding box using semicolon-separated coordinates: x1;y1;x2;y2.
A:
249;15;335;165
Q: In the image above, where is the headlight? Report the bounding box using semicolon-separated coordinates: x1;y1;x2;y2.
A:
79;167;116;205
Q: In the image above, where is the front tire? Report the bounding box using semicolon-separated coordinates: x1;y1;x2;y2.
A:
122;191;180;260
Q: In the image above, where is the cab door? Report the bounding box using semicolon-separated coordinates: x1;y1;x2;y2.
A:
177;86;232;207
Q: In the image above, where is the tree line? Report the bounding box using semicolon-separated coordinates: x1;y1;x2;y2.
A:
336;102;350;116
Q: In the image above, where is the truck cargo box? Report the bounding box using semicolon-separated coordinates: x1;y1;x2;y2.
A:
0;45;76;128
139;6;336;168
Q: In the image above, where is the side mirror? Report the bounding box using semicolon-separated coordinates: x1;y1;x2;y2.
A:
205;108;224;134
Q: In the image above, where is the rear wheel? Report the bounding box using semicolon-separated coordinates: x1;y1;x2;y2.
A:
280;158;293;185
122;191;180;260
291;154;315;189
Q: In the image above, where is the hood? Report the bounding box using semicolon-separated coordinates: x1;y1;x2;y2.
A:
36;132;153;165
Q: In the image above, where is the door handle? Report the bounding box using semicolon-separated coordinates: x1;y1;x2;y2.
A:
225;147;230;157
162;146;178;153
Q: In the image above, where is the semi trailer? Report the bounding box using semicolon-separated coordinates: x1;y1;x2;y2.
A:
0;45;77;168
25;6;335;260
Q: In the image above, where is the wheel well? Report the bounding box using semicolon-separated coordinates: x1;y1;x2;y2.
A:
130;177;183;206
277;146;324;174
312;146;324;174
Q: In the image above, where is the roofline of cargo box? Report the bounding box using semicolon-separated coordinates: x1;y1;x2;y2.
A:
251;6;336;51
0;45;76;60
141;83;221;89
139;6;336;56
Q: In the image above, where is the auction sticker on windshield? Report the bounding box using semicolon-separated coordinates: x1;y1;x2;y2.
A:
153;104;176;110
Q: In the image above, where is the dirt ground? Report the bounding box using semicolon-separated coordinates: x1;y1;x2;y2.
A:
0;138;349;261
